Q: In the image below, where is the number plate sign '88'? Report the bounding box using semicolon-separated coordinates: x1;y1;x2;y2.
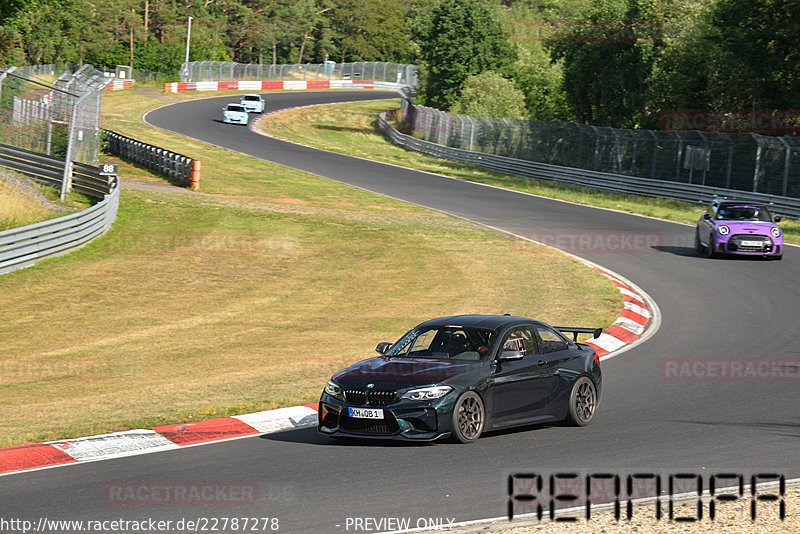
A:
99;164;118;176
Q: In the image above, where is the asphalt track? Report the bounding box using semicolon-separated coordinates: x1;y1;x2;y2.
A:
2;91;798;533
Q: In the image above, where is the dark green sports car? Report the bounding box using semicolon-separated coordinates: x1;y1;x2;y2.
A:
318;315;602;444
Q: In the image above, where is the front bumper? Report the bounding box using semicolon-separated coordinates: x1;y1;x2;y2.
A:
317;392;455;441
717;234;782;256
223;115;248;124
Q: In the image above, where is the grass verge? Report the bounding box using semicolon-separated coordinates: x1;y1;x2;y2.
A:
257;99;800;245
0;89;620;447
0;171;90;231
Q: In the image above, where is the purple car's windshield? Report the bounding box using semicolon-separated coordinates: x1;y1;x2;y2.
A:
386;326;496;361
716;205;772;222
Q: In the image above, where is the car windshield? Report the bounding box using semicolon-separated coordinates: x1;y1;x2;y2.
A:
243;96;260;101
716;205;772;221
226;105;245;112
386;326;496;361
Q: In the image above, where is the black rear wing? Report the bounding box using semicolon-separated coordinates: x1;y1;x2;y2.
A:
555;327;602;342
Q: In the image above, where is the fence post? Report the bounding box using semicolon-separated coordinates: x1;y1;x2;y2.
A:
611;129;621;174
697;132;709;185
60;99;81;201
649;130;658;179
751;133;763;192
674;132;683;181
0;66;18;103
468;117;476;152
778;137;791;197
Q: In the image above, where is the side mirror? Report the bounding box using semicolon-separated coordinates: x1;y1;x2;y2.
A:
775;216;783;223
702;213;711;220
496;349;523;362
375;342;392;355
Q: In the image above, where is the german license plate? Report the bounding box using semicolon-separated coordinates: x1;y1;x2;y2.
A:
740;240;762;247
348;407;384;419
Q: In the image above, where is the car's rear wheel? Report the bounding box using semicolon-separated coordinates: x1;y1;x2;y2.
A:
564;376;597;426
451;391;484;444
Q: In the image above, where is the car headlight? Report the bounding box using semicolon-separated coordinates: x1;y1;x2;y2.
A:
718;225;730;235
402;385;453;401
325;380;344;400
771;227;781;238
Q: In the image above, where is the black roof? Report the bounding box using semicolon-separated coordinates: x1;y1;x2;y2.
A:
417;314;546;331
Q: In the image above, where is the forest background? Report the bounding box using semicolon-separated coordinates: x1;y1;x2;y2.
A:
0;0;797;130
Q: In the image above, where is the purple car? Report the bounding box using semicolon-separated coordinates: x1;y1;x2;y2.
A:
695;199;783;260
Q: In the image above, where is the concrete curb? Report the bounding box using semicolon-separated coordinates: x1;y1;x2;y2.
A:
0;404;318;476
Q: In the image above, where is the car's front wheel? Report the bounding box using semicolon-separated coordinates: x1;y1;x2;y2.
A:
694;229;704;254
564;376;598;426
451;391;485;444
706;238;717;259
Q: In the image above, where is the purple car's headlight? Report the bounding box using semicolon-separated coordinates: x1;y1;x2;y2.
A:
717;225;730;235
771;227;781;238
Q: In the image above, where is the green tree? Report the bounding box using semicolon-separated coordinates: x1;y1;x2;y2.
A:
418;0;516;110
548;0;665;128
513;44;571;121
330;0;411;62
451;71;527;119
646;0;716;114
705;0;800;110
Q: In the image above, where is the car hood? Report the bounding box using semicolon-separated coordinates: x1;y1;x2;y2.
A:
332;356;481;388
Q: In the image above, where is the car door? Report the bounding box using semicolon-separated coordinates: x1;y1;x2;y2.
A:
528;325;576;416
487;326;554;427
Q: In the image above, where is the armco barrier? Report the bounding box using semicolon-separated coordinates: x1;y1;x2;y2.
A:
0;148;118;274
379;111;800;218
102;130;198;188
0;142;112;198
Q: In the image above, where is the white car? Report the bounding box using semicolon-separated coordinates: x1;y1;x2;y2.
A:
222;103;248;125
240;94;265;113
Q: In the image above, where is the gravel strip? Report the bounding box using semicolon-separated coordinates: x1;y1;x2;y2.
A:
440;486;799;534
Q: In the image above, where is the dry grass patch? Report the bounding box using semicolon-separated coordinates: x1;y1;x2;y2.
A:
0;188;619;447
0;88;623;447
0;175;63;231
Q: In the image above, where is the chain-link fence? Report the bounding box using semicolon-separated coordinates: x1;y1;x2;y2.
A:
180;61;418;87
398;98;800;199
0;64;110;167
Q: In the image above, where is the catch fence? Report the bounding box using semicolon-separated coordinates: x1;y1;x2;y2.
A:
398;97;800;199
0;64;110;167
180;61;417;87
